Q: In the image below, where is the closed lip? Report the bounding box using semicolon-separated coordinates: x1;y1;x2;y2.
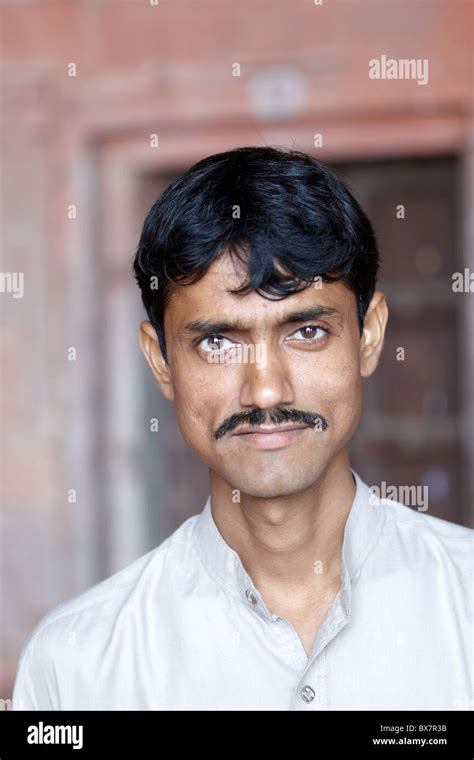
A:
232;424;309;436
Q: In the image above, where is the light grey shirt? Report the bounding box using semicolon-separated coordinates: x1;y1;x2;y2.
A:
12;471;473;710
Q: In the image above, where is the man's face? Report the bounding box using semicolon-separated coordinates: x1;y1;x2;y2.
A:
140;253;387;498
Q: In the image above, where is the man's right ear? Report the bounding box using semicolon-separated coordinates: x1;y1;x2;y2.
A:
138;321;175;401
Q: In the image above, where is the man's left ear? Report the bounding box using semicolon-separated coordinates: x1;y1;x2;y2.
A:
360;291;389;378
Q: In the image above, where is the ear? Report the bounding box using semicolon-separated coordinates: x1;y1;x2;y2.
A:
138;320;175;401
360;291;388;378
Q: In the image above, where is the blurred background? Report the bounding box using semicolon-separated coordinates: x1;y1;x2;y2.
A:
1;0;473;701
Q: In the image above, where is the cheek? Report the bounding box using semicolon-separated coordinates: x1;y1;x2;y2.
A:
325;356;363;433
326;359;360;398
170;362;223;448
297;349;362;426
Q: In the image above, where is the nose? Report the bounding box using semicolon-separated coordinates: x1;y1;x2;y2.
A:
239;348;295;410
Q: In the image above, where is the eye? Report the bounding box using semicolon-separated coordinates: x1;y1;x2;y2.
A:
198;334;237;353
288;324;329;342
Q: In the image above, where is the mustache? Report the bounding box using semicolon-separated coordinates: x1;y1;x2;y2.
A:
214;408;329;440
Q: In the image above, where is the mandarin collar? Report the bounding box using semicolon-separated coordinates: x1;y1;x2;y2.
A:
193;470;385;622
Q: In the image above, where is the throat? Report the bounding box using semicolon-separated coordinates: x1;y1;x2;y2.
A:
266;577;343;657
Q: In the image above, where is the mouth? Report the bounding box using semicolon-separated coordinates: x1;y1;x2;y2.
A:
231;424;310;449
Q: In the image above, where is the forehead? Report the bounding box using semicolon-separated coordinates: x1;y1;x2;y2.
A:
165;252;357;330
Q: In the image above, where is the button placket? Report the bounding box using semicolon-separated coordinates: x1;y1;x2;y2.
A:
242;581;274;621
275;618;308;669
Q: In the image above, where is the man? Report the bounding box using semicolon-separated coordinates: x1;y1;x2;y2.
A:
13;147;473;710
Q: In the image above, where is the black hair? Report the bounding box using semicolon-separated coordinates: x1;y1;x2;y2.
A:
133;146;379;363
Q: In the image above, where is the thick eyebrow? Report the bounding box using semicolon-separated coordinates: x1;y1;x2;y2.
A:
180;306;340;337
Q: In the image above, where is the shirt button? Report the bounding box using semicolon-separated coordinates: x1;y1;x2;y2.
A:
245;588;258;605
300;685;316;703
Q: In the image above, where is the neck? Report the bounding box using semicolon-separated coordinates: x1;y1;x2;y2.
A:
209;452;356;611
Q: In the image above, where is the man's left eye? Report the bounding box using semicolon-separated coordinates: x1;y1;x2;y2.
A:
291;325;328;341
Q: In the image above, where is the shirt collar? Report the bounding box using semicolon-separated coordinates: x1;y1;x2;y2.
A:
193;469;385;622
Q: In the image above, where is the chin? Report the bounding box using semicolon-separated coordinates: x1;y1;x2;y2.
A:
227;471;319;499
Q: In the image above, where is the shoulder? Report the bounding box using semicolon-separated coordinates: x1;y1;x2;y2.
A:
375;492;473;570
27;511;200;635
12;512;201;709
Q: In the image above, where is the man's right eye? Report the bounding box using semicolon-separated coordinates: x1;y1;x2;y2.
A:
198;335;236;353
